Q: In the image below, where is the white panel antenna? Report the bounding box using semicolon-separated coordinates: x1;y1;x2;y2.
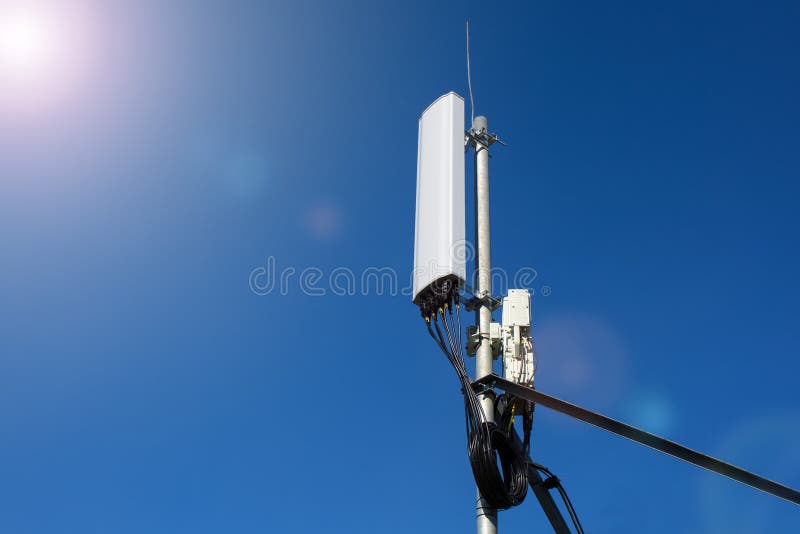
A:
412;92;466;304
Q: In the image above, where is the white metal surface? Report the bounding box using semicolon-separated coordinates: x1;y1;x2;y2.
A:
501;289;531;327
412;92;466;303
501;289;535;387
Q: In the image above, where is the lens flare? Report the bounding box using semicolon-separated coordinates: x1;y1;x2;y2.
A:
0;4;92;120
0;9;54;79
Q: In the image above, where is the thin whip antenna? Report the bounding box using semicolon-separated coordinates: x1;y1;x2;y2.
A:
466;21;475;125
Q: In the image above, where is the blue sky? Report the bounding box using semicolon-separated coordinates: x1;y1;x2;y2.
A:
1;1;799;532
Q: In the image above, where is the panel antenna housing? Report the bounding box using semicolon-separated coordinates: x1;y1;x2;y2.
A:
413;92;466;305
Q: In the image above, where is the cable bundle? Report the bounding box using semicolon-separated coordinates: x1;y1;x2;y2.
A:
419;279;528;510
418;278;585;530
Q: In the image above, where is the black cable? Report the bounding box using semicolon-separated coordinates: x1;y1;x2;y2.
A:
421;280;527;510
531;462;585;534
420;278;584;528
522;402;534;456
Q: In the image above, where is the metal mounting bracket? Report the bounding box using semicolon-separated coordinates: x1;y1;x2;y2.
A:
464;293;501;312
465;129;506;151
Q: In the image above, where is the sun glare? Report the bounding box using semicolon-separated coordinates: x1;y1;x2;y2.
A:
0;4;92;118
0;10;54;78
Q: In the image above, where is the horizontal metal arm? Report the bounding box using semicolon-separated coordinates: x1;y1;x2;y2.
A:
473;374;800;506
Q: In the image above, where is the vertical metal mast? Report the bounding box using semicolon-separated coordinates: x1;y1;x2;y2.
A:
472;114;497;534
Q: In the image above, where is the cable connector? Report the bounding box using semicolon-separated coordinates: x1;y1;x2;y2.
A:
542;475;560;490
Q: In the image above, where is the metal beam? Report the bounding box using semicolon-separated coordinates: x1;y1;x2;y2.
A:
503;424;572;534
474;374;800;506
527;466;572;534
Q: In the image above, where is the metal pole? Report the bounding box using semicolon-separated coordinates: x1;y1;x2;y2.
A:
472;114;497;534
